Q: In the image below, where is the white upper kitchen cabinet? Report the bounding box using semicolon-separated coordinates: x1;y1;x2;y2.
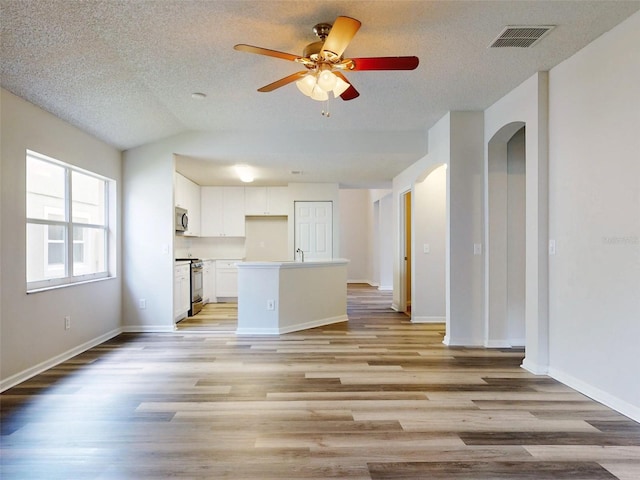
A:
245;186;289;216
174;172;201;236
201;186;246;237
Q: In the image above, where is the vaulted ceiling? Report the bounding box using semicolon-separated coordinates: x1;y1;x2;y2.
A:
2;1;639;187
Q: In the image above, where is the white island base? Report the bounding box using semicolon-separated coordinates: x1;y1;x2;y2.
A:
235;259;349;335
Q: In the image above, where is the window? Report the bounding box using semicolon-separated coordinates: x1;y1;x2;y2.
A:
26;150;113;291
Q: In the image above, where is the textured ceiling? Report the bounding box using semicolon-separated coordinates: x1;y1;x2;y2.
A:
2;1;639;187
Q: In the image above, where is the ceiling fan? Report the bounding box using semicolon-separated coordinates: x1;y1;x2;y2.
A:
234;16;419;102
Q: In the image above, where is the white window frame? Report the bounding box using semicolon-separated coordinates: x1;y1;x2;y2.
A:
26;150;113;291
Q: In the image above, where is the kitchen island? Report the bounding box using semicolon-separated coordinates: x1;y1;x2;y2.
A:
235;259;349;335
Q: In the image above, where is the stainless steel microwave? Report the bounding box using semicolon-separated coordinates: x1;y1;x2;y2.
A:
175;207;188;232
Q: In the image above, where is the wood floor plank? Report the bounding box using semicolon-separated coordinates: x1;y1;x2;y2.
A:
1;284;638;479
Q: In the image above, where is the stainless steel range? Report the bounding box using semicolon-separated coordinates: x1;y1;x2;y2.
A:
176;258;203;316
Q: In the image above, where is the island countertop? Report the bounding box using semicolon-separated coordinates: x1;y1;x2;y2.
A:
236;258;349;335
236;258;349;269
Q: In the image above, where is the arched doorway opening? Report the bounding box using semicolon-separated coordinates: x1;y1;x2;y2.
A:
486;122;526;347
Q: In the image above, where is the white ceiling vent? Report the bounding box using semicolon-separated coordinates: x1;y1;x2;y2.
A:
489;26;555;48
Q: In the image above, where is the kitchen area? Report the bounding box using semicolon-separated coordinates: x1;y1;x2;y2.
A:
173;172;315;328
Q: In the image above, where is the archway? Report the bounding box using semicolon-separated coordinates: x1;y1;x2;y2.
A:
486;122;526;347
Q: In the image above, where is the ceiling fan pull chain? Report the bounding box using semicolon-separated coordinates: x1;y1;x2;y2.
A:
322;98;331;117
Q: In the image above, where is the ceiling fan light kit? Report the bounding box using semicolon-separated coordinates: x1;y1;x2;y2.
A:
234;16;419;112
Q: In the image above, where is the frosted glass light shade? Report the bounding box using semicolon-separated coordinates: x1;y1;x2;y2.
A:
310;85;329;101
317;70;338;92
332;76;350;97
296;74;316;97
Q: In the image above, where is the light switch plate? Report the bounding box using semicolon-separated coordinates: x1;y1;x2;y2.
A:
473;243;482;255
423;243;430;254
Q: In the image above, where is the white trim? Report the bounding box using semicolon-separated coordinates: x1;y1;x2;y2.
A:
121;325;176;333
0;328;122;392
484;339;512;348
347;279;372;284
443;335;484;346
412;316;445;324
378;285;393;291
236;314;348;336
548;367;640;423
521;357;549;375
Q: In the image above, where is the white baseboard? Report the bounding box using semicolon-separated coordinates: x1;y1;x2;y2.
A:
121;324;176;333
347;279;373;285
521;357;549;375
443;335;483;346
548;367;640;423
378;285;393;291
236;315;348;335
484;338;525;348
0;328;122;392
412;316;445;324
484;339;512;348
391;303;400;312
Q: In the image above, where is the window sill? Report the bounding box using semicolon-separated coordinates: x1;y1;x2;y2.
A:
27;275;117;294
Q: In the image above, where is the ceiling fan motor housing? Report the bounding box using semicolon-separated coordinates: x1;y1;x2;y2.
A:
313;23;332;40
303;41;324;60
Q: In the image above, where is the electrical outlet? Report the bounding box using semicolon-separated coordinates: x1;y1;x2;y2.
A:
267;299;275;311
549;239;556;255
139;299;147;309
64;316;71;330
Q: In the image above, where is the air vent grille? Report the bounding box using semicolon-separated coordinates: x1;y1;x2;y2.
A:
489;26;554;48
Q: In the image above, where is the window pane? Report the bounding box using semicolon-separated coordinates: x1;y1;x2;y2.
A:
48;224;64;241
72;171;105;225
73;226;105;276
27;156;66;220
48;242;65;264
27;223;66;282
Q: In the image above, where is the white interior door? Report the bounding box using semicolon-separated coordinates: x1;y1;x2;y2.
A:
294;201;332;261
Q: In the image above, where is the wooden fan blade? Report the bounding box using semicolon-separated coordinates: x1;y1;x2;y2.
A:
350;56;419;71
321;16;361;60
234;44;300;62
333;71;360;101
257;71;308;92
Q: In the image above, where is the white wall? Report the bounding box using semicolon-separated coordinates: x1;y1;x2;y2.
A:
447;112;485;345
245;216;288;261
121;145;175;330
376;191;393;290
547;11;640;421
1;89;122;389
339;189;372;283
412;165;446;322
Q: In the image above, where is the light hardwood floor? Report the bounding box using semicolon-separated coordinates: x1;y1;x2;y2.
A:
1;284;639;479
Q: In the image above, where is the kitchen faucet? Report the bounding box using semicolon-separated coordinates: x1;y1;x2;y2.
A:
296;248;304;262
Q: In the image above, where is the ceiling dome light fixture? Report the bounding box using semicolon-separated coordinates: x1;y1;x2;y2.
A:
234;164;254;183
